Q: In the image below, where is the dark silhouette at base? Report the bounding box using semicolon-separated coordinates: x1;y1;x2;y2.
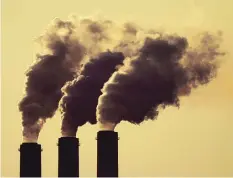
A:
58;137;79;177
19;143;42;177
97;131;119;177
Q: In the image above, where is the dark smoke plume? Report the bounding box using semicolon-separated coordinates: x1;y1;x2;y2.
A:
60;51;124;136
18;15;136;140
19;19;86;142
19;14;226;138
96;32;225;129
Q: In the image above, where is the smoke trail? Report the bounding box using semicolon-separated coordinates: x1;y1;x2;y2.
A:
77;18;115;57
113;22;163;58
19;14;226;139
19;19;86;142
180;31;225;94
59;51;124;136
113;22;140;58
18;15;137;141
77;17;156;58
96;32;225;130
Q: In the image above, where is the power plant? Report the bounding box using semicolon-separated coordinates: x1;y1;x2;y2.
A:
19;133;119;177
19;143;42;177
18;16;225;178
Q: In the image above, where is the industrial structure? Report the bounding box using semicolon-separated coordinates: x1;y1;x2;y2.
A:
19;143;42;177
97;130;119;177
58;137;79;177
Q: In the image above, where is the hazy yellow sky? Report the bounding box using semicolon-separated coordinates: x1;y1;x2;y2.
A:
2;0;233;177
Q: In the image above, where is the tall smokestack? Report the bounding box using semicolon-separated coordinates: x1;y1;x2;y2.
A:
97;131;118;177
58;137;79;177
19;143;42;177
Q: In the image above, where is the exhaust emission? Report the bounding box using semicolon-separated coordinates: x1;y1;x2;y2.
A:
17;15;226;178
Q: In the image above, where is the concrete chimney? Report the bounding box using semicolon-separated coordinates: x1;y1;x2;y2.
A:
58;137;79;177
19;143;42;177
97;131;119;177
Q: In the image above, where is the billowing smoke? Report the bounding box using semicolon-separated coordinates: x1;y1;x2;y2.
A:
60;51;124;136
96;32;225;130
19;19;86;142
77;18;113;56
18;16;138;141
19;14;226;140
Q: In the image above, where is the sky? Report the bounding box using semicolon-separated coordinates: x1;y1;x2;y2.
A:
1;0;233;177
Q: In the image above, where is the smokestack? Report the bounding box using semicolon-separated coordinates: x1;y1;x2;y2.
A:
58;137;79;177
19;143;42;177
97;131;119;177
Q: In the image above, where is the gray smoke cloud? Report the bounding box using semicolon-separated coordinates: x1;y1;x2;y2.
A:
18;19;86;142
59;51;124;136
18;16;139;141
18;14;226;139
96;31;225;130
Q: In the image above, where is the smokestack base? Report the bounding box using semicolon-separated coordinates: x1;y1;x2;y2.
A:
19;143;42;177
58;137;79;177
97;131;118;177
